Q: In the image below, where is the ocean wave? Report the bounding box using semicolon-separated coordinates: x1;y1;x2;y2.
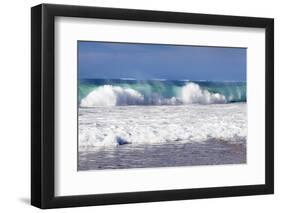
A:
80;85;144;107
181;83;226;104
80;81;245;107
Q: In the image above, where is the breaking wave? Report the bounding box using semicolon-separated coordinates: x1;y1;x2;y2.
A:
79;80;246;107
181;83;226;104
80;85;144;107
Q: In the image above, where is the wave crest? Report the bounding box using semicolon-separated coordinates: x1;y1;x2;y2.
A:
181;83;226;104
80;85;144;107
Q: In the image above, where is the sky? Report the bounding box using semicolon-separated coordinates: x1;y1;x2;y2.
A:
78;41;246;81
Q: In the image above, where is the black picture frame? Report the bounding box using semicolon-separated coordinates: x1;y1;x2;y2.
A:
31;3;274;209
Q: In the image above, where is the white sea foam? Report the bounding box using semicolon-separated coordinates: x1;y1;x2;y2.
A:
80;85;144;107
181;83;226;104
79;103;247;150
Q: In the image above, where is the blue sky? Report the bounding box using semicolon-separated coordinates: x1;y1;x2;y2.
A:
78;41;246;81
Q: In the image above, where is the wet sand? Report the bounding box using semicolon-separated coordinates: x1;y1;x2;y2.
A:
78;139;246;171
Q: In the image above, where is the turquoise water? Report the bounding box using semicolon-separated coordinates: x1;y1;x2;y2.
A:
79;79;246;106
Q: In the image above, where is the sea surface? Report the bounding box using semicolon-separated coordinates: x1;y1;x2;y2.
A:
78;79;247;170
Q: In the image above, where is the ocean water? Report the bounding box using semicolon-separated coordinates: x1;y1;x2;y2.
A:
79;79;246;106
78;79;247;170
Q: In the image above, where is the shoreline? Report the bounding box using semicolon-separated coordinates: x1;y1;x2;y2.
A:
78;139;246;171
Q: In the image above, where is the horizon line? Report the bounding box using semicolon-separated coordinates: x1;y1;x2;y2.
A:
79;78;246;82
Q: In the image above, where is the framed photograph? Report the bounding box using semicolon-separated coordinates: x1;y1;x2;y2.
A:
31;3;274;209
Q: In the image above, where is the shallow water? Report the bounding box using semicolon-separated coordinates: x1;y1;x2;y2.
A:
78;140;246;170
78;104;247;170
79;104;246;148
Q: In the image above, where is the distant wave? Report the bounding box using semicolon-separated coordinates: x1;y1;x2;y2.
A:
79;80;246;107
